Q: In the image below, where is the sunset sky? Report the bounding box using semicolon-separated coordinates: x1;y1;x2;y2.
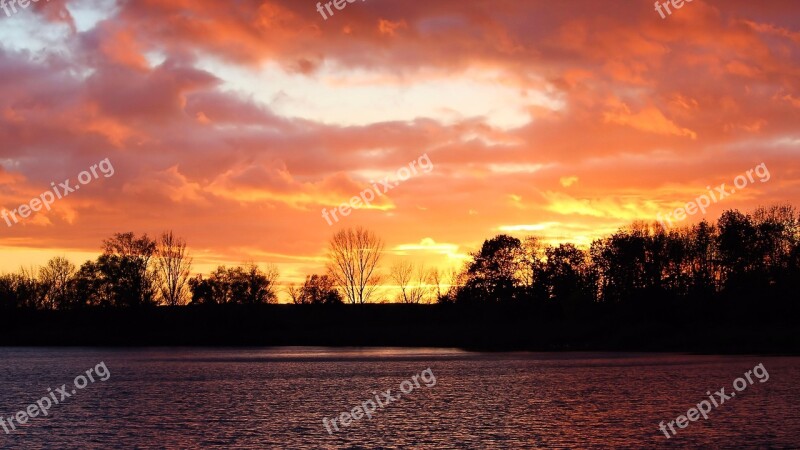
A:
1;0;798;297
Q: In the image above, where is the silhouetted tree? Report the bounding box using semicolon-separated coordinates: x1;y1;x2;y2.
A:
4;204;800;315
188;264;278;304
457;235;522;304
391;261;414;303
391;261;431;304
717;210;759;292
430;268;445;303
519;236;548;303
590;224;661;304
327;227;384;304
289;274;342;305
685;220;719;297
237;263;279;305
101;232;157;307
433;266;467;304
542;243;596;311
72;260;114;308
188;274;213;305
752;205;799;292
287;282;302;304
154;231;192;306
0;269;39;310
39;257;76;310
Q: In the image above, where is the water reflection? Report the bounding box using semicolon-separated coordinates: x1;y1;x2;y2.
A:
0;348;797;449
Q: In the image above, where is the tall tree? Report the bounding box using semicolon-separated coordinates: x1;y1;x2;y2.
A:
72;260;113;308
39;257;76;310
542;243;596;309
327;227;384;304
101;232;157;307
716;210;758;291
391;261;414;304
154;231;192;306
519;236;548;303
686;220;718;296
752;204;799;288
458;234;522;304
239;263;279;304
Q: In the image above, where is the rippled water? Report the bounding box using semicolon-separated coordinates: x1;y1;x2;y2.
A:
0;348;798;449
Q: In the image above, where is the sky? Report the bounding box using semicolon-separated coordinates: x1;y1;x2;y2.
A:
0;0;798;295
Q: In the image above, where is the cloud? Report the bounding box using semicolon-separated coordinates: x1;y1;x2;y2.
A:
0;0;797;280
603;100;698;140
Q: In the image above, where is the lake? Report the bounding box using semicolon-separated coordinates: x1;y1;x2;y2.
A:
0;348;798;449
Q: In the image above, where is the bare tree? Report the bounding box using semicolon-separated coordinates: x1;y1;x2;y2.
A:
155;231;193;306
409;265;432;304
391;261;431;304
433;265;467;304
390;261;414;303
287;283;304;304
327;227;384;304
39;257;76;309
431;267;444;301
254;263;280;304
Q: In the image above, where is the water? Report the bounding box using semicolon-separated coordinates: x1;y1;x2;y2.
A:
0;348;798;449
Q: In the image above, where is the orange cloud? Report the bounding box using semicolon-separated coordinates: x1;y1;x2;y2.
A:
0;0;797;292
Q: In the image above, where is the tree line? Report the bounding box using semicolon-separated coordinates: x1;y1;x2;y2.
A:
0;231;280;309
445;204;800;309
309;203;800;309
1;204;799;310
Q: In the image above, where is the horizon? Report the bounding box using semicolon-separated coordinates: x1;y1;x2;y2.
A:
0;201;789;303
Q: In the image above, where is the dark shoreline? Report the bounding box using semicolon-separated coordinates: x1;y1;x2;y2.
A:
1;303;797;354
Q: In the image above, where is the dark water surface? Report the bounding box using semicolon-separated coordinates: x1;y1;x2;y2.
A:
0;348;798;449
